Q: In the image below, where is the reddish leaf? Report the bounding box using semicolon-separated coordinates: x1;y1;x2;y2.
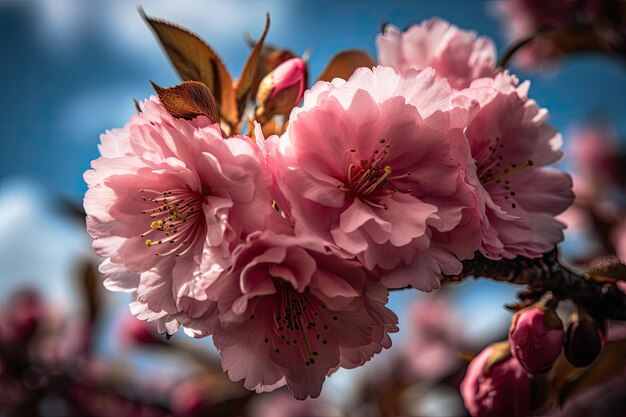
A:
235;12;271;111
151;81;219;122
140;7;238;127
317;49;376;82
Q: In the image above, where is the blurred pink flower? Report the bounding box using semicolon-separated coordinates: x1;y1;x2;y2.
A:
509;306;563;373
569;122;622;189
458;73;574;259
250;390;343;417
207;230;398;399
376;18;497;90
461;343;533;417
84;98;278;335
119;313;160;347
401;296;464;381
270;66;482;290
0;289;42;344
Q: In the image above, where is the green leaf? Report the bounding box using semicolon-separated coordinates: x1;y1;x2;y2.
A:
317;49;376;82
139;7;238;127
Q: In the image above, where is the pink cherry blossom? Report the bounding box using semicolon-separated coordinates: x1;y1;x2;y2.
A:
376;18;497;90
457;73;574;259
206;230;398;399
84;97;278;334
268;66;483;290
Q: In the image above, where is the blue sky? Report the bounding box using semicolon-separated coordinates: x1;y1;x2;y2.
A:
1;0;625;202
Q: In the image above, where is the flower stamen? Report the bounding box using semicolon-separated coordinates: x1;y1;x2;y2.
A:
139;188;203;256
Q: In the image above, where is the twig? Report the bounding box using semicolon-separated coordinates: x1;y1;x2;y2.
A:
442;250;626;321
497;26;552;69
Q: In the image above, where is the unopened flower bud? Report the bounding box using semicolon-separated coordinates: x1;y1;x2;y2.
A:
256;58;306;121
509;305;564;373
461;342;532;417
564;310;605;367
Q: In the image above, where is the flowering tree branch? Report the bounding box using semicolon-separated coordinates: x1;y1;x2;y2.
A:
442;250;626;321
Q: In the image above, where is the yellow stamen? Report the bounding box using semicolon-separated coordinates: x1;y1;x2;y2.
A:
150;220;164;229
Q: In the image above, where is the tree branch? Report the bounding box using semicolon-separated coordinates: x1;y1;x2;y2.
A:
442;250;626;321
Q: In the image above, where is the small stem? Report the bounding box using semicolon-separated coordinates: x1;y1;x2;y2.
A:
497;25;552;69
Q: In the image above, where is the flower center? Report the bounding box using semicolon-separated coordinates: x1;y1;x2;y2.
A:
138;188;203;257
254;286;336;366
336;138;411;210
475;137;534;210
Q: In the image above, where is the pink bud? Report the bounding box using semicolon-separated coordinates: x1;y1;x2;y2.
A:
564;313;605;367
461;343;533;417
256;58;306;119
509;306;564;373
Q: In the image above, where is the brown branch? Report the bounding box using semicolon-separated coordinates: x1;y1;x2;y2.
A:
442;250;626;321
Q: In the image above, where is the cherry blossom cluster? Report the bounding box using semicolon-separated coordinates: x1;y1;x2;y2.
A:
84;18;573;400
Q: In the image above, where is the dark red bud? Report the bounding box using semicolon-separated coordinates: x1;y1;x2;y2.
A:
564;313;605;367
